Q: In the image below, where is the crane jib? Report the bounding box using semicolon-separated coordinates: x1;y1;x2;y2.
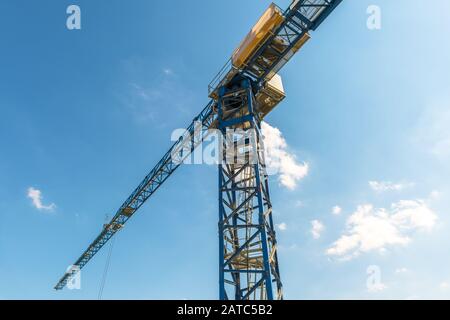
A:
54;101;216;290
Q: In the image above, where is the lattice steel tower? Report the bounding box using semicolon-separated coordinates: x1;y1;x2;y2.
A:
218;77;282;300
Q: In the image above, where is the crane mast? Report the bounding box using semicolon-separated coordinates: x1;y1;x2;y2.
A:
55;0;343;299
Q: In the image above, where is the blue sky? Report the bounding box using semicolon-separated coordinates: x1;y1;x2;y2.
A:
1;0;450;299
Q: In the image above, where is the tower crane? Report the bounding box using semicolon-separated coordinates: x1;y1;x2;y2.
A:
55;0;343;300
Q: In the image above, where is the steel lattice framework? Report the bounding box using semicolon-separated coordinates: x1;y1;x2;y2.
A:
218;78;282;300
55;0;344;299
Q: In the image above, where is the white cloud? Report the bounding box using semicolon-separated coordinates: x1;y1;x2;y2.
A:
429;190;441;200
127;83;161;122
262;122;309;190
163;68;174;76
431;138;450;158
440;282;450;290
278;244;299;252
120;57;193;125
295;200;304;208
27;187;56;211
311;220;324;239
277;222;287;231
332;206;342;215
368;282;388;293
369;181;414;192
395;267;409;274
327;200;437;259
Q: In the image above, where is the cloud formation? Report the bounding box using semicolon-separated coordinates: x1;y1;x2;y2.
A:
277;222;287;231
311;220;324;239
162;68;174;76
327;200;437;259
262;122;309;190
119;57;193;125
332;206;342;215
440;282;450;290
369;181;414;192
27;187;56;211
395;267;409;274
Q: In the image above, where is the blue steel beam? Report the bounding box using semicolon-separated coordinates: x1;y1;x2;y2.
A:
208;0;343;95
217;77;282;300
242;0;343;82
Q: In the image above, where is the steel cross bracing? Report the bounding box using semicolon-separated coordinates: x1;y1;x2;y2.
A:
208;0;343;95
218;78;282;300
243;0;343;82
54;0;343;296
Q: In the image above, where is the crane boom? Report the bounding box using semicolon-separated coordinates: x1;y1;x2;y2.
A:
55;0;343;291
54;101;216;290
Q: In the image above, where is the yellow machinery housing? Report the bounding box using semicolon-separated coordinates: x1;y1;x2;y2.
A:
209;3;311;120
232;3;285;70
256;73;285;119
